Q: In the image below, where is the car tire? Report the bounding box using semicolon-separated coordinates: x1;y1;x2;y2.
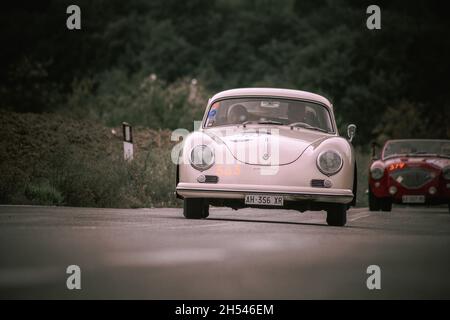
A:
368;187;381;211
380;198;392;212
326;204;347;227
183;198;209;219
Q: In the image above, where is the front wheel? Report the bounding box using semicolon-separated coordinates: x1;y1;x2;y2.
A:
183;198;209;219
380;198;392;212
368;187;381;211
326;204;347;227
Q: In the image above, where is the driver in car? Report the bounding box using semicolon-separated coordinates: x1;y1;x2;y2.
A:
227;104;249;124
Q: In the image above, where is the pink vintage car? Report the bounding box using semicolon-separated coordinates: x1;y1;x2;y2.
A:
176;88;357;226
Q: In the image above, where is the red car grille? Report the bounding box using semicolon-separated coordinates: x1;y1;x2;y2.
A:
389;167;434;189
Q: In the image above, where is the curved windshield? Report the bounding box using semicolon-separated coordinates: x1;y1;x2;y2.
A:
383;140;450;159
204;98;334;133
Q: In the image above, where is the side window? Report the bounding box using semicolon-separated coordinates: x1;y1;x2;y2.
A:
205;102;220;127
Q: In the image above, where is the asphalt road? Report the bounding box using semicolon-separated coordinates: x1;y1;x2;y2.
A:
1;205;450;299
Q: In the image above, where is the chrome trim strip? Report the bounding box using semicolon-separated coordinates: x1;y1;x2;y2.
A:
176;186;353;204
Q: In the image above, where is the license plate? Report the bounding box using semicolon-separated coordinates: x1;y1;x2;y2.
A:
402;195;425;204
245;194;284;206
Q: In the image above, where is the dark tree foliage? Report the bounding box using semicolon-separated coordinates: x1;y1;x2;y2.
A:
0;0;449;145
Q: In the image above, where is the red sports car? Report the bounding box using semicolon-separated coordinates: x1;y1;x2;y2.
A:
368;139;450;212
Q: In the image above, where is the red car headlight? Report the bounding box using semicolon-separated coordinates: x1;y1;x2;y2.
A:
370;166;384;180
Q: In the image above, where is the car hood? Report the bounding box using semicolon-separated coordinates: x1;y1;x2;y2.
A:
205;126;331;165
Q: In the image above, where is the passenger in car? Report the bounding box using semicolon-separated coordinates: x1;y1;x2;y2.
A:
287;104;306;124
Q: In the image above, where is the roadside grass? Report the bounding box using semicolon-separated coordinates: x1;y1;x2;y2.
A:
0;111;180;208
25;180;64;206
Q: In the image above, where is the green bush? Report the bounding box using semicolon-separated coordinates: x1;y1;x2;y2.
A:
25;180;64;206
65;71;207;132
0;111;180;208
0;164;29;204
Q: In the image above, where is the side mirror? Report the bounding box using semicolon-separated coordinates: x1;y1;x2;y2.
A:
371;142;379;160
347;124;356;142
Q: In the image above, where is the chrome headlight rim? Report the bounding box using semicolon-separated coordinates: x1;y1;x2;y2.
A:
316;150;343;176
189;145;215;171
443;166;450;180
370;166;384;180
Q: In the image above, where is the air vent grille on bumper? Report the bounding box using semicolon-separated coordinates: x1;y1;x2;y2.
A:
311;179;325;188
197;175;219;183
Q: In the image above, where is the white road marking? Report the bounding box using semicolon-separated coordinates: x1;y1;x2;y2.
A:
303;218;325;224
350;207;370;214
348;212;371;222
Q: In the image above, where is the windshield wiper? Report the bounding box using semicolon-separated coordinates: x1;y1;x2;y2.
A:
242;120;283;127
288;122;312;129
306;126;329;133
288;122;329;133
257;120;283;125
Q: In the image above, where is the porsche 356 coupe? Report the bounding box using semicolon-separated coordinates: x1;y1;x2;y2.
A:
369;139;450;212
175;88;357;226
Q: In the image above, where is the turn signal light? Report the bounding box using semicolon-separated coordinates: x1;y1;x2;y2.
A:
388;162;406;171
389;186;397;195
428;186;437;195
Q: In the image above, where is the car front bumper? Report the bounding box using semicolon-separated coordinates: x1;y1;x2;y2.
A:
176;183;354;204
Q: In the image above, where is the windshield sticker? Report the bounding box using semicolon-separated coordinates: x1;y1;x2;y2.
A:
208;109;217;118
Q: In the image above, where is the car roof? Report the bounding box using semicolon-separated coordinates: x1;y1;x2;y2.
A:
209;88;332;108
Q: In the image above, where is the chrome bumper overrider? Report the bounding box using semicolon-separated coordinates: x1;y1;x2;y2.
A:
176;183;354;204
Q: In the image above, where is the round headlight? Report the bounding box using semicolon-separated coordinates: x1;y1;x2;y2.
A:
370;166;384;180
317;150;343;176
190;145;215;171
443;167;450;180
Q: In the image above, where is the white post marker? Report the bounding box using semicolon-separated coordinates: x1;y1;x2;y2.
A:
123;122;134;161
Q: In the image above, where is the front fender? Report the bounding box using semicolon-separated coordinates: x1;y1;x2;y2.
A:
306;136;355;190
